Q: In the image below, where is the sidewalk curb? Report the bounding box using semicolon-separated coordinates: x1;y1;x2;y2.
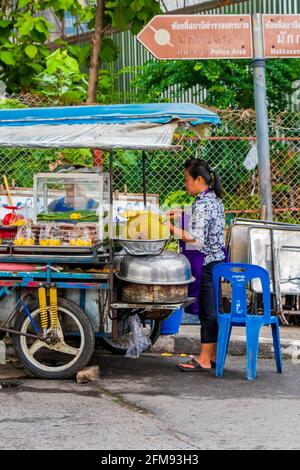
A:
150;334;300;361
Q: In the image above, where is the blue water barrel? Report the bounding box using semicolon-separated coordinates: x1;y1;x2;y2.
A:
160;308;184;335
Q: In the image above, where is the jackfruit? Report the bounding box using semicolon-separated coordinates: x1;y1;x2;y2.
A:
120;211;169;240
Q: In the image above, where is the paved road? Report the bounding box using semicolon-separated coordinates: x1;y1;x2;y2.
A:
0;352;299;450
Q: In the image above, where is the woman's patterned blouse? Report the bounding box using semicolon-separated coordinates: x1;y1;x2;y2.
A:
186;190;226;265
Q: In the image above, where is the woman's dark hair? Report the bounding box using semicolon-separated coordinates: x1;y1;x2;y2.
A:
184;158;223;199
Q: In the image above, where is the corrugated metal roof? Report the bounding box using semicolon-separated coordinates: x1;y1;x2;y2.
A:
160;0;246;13
160;0;299;14
160;0;210;11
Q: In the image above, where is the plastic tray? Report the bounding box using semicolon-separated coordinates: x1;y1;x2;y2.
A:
12;242;103;256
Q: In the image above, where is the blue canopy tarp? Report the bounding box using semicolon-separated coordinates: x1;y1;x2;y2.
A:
0;103;220;150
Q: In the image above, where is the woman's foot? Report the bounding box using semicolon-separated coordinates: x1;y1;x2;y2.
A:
177;356;212;371
196;355;212;369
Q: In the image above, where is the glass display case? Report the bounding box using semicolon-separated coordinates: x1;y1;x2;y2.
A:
33;171;110;241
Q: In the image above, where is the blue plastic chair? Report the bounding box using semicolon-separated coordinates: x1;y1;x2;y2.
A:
213;263;283;381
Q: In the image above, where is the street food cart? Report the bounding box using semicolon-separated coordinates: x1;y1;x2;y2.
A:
0;103;221;379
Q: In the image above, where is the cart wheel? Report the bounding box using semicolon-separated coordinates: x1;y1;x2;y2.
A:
98;314;161;355
13;298;95;379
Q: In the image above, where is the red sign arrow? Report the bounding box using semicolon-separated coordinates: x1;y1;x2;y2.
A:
137;15;253;60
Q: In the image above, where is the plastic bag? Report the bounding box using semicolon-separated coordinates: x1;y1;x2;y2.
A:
14;223;35;246
20;199;34;222
39;224;61;246
125;314;152;358
69;227;92;247
243;142;258;171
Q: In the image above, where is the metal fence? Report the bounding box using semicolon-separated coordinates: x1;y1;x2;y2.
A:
1;96;299;224
101;109;300;223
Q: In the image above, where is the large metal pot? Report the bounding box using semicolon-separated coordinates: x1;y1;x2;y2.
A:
115;251;194;285
115;251;194;304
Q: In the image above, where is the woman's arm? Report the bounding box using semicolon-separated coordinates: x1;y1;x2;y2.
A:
167;222;197;244
165;200;205;249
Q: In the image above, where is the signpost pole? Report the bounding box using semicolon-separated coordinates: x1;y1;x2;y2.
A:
252;13;273;221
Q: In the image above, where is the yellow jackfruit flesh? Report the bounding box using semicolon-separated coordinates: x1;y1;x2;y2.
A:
120;211;169;240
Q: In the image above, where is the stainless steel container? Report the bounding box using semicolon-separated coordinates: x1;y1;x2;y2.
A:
115;238;168;256
115;251;194;285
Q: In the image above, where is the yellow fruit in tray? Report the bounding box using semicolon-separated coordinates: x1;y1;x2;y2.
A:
40;239;61;246
70;212;81;220
49;239;61;246
69;239;92;247
81;240;91;247
14;237;26;246
23;238;34;246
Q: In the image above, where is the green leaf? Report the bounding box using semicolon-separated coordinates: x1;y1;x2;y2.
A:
100;38;120;63
105;1;118;8
61;85;70;94
64;55;79;72
0;20;11;28
130;0;144;13
35;20;49;34
131;18;144;35
112;6;129;31
18;0;32;6
99;75;113;89
39;46;50;57
30;29;48;43
0;27;11;43
18;19;35;36
0;50;15;66
47;48;62;60
25;45;38;59
56;0;75;10
27;62;43;73
46;60;61;74
0;98;27;109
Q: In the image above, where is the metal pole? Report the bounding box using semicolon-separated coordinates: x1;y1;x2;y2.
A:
109;151;117;338
142;151;147;208
252;13;273;221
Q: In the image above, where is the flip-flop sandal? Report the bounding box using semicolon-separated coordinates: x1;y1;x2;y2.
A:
177;357;211;372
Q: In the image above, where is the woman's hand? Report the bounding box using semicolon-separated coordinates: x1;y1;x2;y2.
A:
165;208;183;222
163;219;174;235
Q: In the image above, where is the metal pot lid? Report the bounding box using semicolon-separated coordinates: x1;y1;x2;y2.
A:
115;272;195;285
115;250;195;285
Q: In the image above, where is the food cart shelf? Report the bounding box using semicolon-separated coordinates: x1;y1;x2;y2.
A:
111;297;196;310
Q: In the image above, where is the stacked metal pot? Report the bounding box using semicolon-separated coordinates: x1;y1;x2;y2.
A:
115;245;194;304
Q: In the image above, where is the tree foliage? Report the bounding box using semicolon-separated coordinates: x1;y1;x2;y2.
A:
131;59;300;111
83;0;162;36
35;49;88;103
0;0;161;97
0;0;83;92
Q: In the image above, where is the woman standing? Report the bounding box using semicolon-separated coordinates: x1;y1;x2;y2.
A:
167;159;226;371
